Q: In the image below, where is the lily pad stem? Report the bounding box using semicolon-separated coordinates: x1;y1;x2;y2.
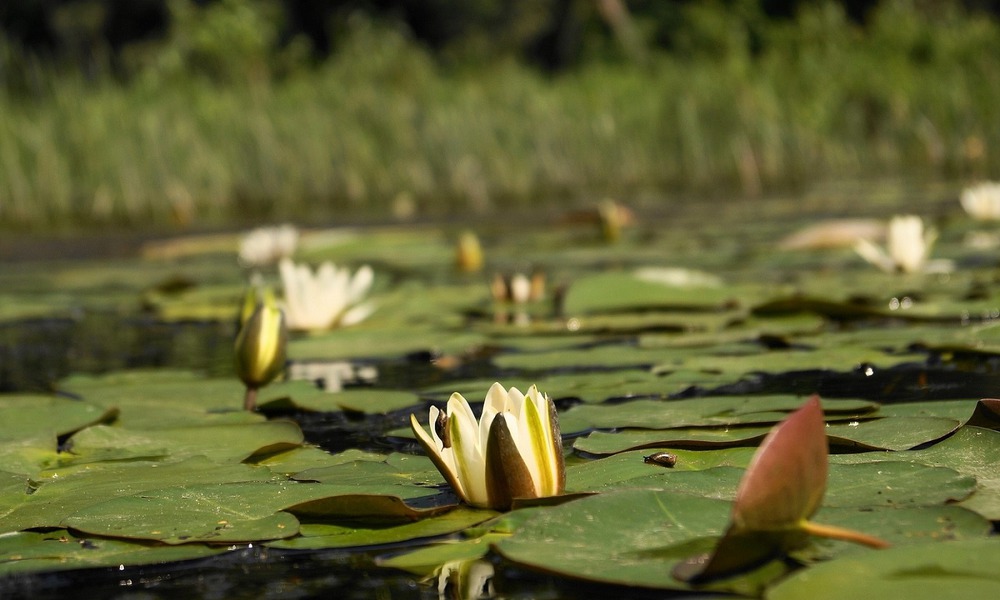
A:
800;520;891;549
244;386;258;412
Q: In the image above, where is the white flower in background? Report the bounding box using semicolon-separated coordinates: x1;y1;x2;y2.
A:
278;258;374;331
855;215;948;274
490;272;545;304
239;224;299;268
960;182;1000;221
410;382;565;510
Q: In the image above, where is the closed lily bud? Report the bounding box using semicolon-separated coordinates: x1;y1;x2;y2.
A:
234;287;288;392
456;231;483;273
410;382;565;510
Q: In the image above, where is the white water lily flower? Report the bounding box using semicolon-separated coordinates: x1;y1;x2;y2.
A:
960;182;1000;221
855;215;946;274
410;382;566;510
239;225;299;268
278;258;374;331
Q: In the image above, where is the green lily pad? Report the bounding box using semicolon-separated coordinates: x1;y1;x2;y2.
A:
572;416;961;456
253;446;387;476
261;385;422;414
566;447;757;492
492;488;775;594
0;458;280;534
0;434;61;477
573;426;773;456
559;395;878;434
825;417;961;451
0;529;227;577
58;372;259;428
905;426;1000;519
267;506;495;550
61;420;304;465
293;454;443;490
769;539;1000;600
0;395;117;441
563;271;740;315
824;462;976;507
63;485;303;544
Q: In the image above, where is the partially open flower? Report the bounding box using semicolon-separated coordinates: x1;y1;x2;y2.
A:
960;182;1000;221
278;258;374;332
234;287;288;410
855;215;947;273
410;383;565;510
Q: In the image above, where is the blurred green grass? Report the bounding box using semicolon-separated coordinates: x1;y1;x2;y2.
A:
1;1;998;230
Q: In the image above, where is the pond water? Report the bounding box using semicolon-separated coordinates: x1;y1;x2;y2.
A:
2;183;999;598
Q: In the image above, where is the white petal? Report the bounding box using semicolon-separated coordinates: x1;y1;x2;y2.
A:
448;393;489;506
348;265;375;303
854;238;895;273
339;302;375;327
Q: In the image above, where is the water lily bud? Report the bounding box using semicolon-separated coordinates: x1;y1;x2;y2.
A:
238;286;259;327
456;231;483;272
234;287;288;390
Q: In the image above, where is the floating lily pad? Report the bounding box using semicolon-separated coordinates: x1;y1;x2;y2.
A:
0;458;280;534
0;529;227;577
572;415;962;456
559;395;878;434
63;483;304;544
565;448;757;492
260;385;422;415
769;539;1000;600
268;506;495;550
62;421;304;465
905;426;1000;520
825;417;961;451
0;395;117;441
58;371;257;427
824;462;976;507
492;488;774;594
253;446;387;476
573;427;773;456
563;271;741;315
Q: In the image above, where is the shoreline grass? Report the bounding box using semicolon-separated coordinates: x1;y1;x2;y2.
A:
1;2;999;231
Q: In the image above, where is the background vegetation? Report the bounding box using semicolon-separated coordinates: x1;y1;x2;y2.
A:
1;0;999;230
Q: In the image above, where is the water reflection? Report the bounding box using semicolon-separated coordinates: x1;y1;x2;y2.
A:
0;313;233;393
436;559;495;600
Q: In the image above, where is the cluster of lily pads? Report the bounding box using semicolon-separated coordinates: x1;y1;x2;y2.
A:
2;186;1000;597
